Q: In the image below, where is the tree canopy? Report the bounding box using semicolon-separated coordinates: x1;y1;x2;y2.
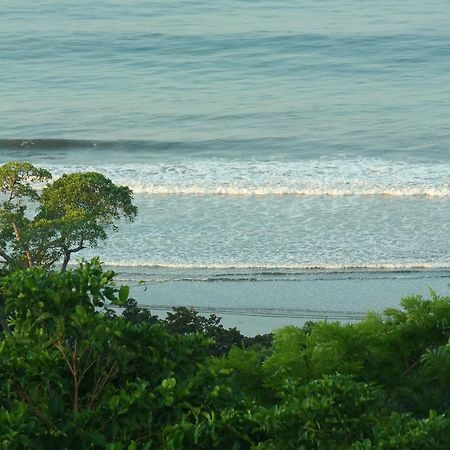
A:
0;161;137;271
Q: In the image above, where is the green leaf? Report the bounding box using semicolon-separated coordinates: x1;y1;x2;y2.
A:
118;285;130;305
48;395;65;419
37;312;54;322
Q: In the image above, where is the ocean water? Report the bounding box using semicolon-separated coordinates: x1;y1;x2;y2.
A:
1;1;450;318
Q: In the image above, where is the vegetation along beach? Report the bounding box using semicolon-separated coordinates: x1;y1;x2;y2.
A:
1;0;450;447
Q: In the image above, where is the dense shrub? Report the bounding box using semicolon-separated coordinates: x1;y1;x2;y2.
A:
120;300;273;357
0;261;214;448
0;261;449;448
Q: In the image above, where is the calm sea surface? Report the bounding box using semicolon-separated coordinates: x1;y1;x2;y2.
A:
1;1;450;318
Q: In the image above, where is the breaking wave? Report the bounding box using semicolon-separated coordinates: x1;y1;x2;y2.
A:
45;158;450;197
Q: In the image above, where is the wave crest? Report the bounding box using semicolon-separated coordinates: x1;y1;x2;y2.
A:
46;158;450;197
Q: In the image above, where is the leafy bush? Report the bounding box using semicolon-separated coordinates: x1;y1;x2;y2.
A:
1;262;449;448
0;261;213;448
119;301;273;357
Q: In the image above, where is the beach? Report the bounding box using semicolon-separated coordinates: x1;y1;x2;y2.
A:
115;267;450;335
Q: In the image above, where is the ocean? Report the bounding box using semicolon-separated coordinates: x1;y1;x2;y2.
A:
1;1;450;331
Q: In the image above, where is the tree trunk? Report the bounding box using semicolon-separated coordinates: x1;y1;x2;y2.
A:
61;241;85;272
61;252;71;272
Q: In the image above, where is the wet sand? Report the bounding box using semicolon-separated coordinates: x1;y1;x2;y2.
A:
120;269;450;336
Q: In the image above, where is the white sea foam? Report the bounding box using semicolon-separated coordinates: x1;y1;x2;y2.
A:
46;158;450;197
101;261;450;271
98;261;450;284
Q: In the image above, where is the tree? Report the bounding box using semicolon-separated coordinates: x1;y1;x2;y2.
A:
0;259;212;448
0;162;137;271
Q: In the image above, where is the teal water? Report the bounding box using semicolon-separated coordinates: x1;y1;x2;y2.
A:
1;1;450;288
2;0;450;159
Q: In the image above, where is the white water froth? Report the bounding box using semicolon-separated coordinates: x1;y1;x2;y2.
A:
101;261;450;271
46;158;450;197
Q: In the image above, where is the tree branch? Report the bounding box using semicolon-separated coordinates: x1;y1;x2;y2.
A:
11;221;34;268
68;239;85;254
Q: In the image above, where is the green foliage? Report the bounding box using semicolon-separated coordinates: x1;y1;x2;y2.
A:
162;292;450;449
165;307;245;356
254;374;385;449
3;258;122;332
421;340;450;391
0;162;137;272
119;302;273;357
0;263;450;447
352;411;450;449
120;298;159;325
0;261;212;448
0;161;51;202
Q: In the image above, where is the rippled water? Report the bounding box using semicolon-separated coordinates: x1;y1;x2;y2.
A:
1;1;450;280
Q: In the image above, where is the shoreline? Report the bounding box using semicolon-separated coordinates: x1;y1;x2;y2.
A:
115;268;450;336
